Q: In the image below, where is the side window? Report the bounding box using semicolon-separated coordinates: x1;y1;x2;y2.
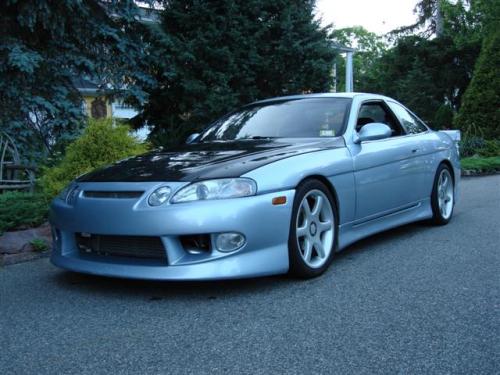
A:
387;102;428;134
356;102;403;136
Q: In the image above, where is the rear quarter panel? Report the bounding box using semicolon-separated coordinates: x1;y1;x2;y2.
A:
410;130;460;202
435;130;461;200
394;130;460;202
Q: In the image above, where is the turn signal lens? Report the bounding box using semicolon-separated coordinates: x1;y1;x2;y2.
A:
272;196;287;205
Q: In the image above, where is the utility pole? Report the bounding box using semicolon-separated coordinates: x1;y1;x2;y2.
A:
435;0;444;37
345;51;354;92
333;45;355;92
331;62;337;93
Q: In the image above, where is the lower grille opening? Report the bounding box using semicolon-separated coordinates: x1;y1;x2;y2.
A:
76;234;167;261
180;234;211;254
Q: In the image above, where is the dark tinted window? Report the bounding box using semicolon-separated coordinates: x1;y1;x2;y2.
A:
199;98;351;142
387;101;428;134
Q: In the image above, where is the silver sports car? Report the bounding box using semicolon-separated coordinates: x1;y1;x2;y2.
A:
50;93;461;280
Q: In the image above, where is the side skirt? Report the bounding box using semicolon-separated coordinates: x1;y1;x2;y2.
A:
337;198;433;251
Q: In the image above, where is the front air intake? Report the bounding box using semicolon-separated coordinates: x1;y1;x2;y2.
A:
76;234;167;261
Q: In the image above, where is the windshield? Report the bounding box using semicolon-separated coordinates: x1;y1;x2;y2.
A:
198;98;351;142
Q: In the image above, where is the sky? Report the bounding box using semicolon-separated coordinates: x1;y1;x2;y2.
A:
315;0;419;35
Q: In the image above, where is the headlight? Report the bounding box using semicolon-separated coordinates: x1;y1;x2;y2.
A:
148;186;172;206
58;185;72;201
57;183;79;205
171;178;257;203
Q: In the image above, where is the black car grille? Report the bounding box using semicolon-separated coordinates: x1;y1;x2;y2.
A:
76;234;167;261
83;191;144;199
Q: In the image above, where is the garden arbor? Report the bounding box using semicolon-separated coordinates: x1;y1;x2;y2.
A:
0;132;35;191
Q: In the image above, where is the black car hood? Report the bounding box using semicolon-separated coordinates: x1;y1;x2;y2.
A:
77;138;345;183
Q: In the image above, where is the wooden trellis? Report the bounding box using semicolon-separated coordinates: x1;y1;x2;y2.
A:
0;132;35;192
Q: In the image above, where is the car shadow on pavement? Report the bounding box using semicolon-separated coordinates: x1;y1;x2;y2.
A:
50;220;435;299
52;266;294;301
336;220;432;260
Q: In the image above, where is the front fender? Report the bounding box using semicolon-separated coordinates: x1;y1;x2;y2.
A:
243;148;356;225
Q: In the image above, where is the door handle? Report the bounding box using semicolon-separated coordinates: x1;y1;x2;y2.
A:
411;148;418;153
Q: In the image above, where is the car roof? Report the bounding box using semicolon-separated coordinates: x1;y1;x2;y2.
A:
248;92;392;106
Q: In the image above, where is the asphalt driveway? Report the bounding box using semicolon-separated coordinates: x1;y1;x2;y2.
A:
1;175;499;374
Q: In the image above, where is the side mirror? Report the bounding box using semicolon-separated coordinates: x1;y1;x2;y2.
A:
355;123;392;143
186;133;200;144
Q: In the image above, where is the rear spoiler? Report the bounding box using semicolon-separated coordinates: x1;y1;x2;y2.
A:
440;130;461;142
440;130;461;155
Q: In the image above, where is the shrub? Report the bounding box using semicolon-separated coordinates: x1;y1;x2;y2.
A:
0;192;49;234
39;118;148;198
459;137;486;157
30;238;49;252
478;140;500;157
459;137;500;158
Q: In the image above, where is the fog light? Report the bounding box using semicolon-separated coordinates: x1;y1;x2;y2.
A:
215;232;245;252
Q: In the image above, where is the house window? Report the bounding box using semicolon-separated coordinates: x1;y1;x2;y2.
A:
91;98;107;119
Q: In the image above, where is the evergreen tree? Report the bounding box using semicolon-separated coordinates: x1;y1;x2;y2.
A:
361;35;478;127
455;28;500;139
396;59;442;126
0;0;156;160
390;0;445;38
138;0;335;147
372;0;497;132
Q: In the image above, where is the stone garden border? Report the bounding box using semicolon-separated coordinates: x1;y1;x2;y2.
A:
0;223;52;266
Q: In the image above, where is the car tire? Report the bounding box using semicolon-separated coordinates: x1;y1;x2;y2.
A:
430;163;455;225
288;179;338;278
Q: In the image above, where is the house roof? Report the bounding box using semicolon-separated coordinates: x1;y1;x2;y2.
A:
72;77;100;94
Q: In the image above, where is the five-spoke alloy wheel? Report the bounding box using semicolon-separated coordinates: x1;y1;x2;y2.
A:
289;180;338;278
431;164;455;225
